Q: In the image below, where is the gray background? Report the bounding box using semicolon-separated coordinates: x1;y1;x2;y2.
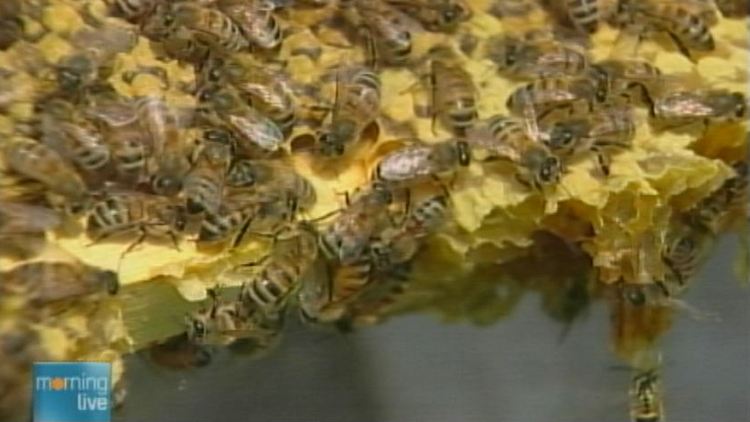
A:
117;235;750;422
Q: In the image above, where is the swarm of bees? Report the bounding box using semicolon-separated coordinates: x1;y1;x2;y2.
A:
0;0;747;420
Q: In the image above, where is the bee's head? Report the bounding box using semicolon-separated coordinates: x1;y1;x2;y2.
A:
456;140;471;166
538;155;562;185
151;174;183;196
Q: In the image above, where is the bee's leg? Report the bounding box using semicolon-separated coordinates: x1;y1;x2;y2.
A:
121;228;148;259
592;147;611;177
665;31;695;62
514;173;533;190
239;254;271;268
232;214;257;249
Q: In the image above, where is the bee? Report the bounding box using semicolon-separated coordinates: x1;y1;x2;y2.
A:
317;67;381;156
661;225;708;288
39;99;110;174
384;0;472;32
198;84;285;155
587;59;663;108
3;137;90;207
399;193;451;240
137;97;192;196
184;133;232;215
186;288;283;350
226;159;316;213
198;201;257;243
0;261;119;306
488;0;541;18
0;0;22;50
319;184;395;264
217;0;283;50
238;222;321;313
486;35;588;79
370;194;450;270
86;192;187;254
426;47;477;136
506;76;602;119
651;90;747;126
687;161;748;232
470;115;563;190
202;55;296;136
108;0;158;22
715;0;748;17
345;0;415;66
373;139;471;187
542;107;635;175
563;0;601;33
55;25;137;97
612;0;715;60
0;201;61;259
147;333;212;370
629;369;665;422
171;3;250;53
185;292;252;346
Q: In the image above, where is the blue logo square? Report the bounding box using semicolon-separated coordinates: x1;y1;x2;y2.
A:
32;362;111;422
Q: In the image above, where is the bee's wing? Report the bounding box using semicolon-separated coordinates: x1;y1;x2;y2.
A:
85;97;139;127
70;24;138;61
0;201;61;233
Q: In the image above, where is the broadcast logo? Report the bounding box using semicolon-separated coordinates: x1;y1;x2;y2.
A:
32;362;111;422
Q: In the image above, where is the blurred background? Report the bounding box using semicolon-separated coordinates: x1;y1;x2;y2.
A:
118;235;750;422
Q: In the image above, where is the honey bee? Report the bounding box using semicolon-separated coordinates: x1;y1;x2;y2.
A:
629;369;665;422
345;0;415;66
317;67;381;156
147;333;212;370
184;133;232;214
226;159;316;213
0;0;22;50
426;46;477;136
238;222;321;313
715;0;748;17
488;0;542;18
470;115;563;190
687;161;748;232
0;201;61;258
185;288;283;350
131;97;192;196
542;107;635;175
612;0;715;60
3;137;90;207
587;59;663;108
217;0;283;50
553;0;603;33
486;35;589;79
108;0;158;22
86;192;187;254
651;89;747;126
84;94;152;184
398;193;451;240
384;0;471;32
0;261;119;306
373;139;471;187
319;184;395;264
202;55;296;136
370;193;450;271
198;84;285;155
198;201;257;243
661;224;708;288
171;3;250;53
506;76;602;120
39;99;111;174
55;25;137;97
